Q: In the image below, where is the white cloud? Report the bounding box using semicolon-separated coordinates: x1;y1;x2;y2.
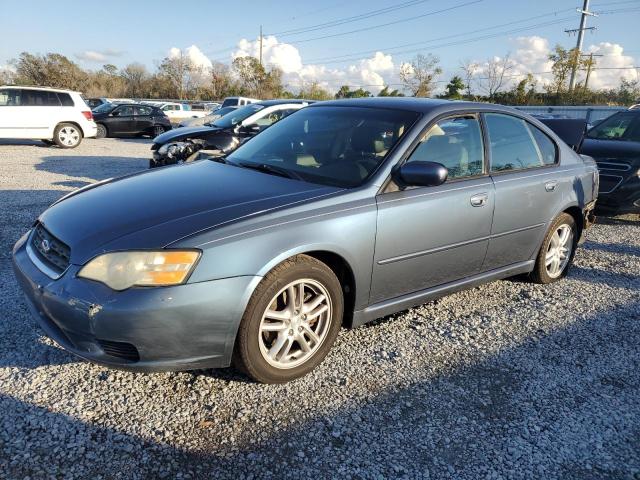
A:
232;36;396;93
75;49;124;63
169;45;213;71
583;42;638;89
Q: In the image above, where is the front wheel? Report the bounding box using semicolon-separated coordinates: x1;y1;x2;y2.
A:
233;255;343;383
529;213;577;284
53;123;82;148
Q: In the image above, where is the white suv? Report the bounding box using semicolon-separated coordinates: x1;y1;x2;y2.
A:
0;86;97;148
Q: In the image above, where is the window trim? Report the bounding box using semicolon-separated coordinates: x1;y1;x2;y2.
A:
381;111;489;194
482;112;559;176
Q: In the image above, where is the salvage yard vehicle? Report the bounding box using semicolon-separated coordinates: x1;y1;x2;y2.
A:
150;100;311;168
12;98;598;384
0;85;97;148
579;109;640;215
221;96;260;108
92;103;172;138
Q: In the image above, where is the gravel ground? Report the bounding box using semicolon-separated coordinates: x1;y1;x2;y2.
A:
0;138;639;479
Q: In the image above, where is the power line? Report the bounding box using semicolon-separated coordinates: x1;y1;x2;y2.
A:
269;0;437;36
284;0;483;45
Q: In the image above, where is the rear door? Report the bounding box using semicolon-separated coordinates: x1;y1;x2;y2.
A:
482;112;563;270
134;105;154;134
371;113;495;303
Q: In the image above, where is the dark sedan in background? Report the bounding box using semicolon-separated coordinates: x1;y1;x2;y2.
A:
93;103;172;139
13;98;598;384
149;100;311;168
579;109;640;215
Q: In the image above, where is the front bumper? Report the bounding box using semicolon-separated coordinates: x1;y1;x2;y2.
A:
12;232;259;372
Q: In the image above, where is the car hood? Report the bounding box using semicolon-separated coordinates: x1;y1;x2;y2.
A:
580;138;640;162
39;161;339;264
153;125;224;145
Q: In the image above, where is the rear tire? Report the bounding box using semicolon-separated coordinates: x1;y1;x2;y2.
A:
53;123;82;148
529;213;577;284
95;124;107;139
152;125;165;137
233;255;343;383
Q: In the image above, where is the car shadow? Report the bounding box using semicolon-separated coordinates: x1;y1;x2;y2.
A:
35;155;148;183
583;240;640;257
0;139;51;148
595;215;639;226
568;265;640;289
1;299;638;478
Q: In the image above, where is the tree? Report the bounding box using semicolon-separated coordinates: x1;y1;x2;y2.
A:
335;85;372;98
399;54;442;97
546;45;589;101
459;59;478;98
377;86;404;97
443;75;465;99
120;63;149;98
297;81;332;100
208;62;235;99
13;52;89;91
479;54;512;100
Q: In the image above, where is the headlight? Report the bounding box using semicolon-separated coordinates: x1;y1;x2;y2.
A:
78;250;200;291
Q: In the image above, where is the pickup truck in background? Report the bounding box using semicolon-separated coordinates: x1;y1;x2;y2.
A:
157;102;207;124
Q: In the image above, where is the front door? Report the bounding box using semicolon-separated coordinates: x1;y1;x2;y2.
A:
370;114;495;303
109;105;136;135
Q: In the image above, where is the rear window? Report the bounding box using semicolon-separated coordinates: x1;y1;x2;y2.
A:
58;93;74;107
221;98;239;108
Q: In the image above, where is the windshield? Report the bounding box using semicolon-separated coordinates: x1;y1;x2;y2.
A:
226;106;419;188
93;103;115;114
221;98;239;108
587;112;640;141
212;104;264;128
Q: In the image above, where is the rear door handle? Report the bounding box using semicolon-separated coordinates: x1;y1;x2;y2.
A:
470;192;489;207
545;180;558;192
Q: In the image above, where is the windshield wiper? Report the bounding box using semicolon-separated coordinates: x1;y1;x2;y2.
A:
236;161;303;180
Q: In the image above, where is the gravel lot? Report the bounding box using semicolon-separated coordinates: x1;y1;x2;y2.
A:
0;138;639;479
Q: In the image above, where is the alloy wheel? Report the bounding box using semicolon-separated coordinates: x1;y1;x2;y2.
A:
58;126;80;147
545;224;573;278
258;279;332;369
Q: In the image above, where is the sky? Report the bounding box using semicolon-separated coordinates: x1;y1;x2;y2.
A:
1;0;639;94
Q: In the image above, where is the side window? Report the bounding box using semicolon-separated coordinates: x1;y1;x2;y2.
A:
113;106;134;116
255;109;287;127
529;124;557;165
407;115;485;181
0;89;15;106
57;93;74;107
135;106;152;116
485;113;544;172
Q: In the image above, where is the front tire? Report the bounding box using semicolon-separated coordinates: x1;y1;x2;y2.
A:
529;213;577;284
53;123;82;148
95;124;107;139
233;255;343;383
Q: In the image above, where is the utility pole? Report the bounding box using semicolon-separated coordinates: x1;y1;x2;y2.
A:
259;25;263;67
582;52;603;91
566;0;598;91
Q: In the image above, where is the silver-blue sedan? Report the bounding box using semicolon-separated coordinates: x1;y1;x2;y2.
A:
12;98;598;383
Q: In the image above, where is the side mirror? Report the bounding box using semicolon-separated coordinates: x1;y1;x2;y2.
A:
111;110;120;117
397;161;448;187
238;124;261;134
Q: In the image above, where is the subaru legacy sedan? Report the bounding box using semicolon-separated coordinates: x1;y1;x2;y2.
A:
13;98;598;384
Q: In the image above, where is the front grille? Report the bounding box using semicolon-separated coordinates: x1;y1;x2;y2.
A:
97;339;140;362
30;223;71;273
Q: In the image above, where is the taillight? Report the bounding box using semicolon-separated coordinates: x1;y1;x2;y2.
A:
82;111;93;121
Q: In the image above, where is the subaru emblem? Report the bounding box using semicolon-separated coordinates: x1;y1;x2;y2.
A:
41;239;50;253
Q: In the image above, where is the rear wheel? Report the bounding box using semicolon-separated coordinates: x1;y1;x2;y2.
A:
152;125;165;137
53;123;82;148
233;255;343;383
95;124;107;139
529;213;577;284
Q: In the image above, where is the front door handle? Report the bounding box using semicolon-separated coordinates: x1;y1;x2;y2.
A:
470;192;489;207
545;180;558;192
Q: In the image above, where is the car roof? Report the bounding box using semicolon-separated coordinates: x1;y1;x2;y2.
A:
1;85;80;94
256;99;316;107
308;97;522;114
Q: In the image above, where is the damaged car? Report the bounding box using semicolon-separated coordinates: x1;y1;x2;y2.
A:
13;98;598;384
149;100;312;168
